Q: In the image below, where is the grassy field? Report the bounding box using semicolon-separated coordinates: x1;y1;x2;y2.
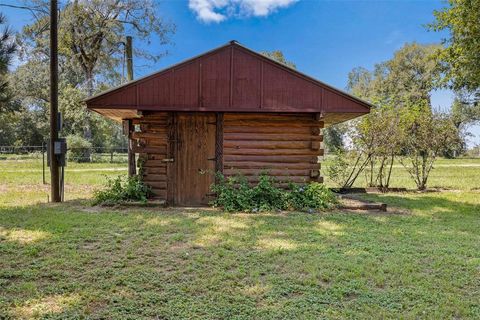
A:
1;157;479;318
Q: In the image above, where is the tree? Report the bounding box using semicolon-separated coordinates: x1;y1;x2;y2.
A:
0;13;16;112
381;43;442;108
429;0;480;94
16;0;174;143
335;42;453;189
2;0;174;149
261;50;296;69
450;92;480;129
399;106;460;190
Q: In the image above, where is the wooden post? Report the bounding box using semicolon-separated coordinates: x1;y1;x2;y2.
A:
128;120;136;176
126;36;133;82
49;0;60;202
126;36;136;176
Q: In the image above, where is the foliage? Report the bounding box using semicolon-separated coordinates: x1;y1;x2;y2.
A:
211;173;337;212
260;50;296;69
340;42;463;189
93;175;151;205
399;107;461;190
323;125;345;153
326;148;370;189
429;0;480;93
0;0;174;148
0;13;16;112
450;92;480;130
286;182;337;211
66;134;92;162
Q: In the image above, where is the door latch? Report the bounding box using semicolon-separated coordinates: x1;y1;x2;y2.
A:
161;158;174;162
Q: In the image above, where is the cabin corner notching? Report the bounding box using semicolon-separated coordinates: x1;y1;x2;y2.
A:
85;41;371;206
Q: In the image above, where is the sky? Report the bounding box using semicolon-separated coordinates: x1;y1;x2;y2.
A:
2;0;479;147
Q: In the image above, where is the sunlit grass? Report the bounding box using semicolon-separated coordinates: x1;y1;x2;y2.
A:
322;157;480;190
0;157;479;318
0;195;478;318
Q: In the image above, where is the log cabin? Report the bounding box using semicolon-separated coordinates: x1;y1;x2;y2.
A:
85;41;371;206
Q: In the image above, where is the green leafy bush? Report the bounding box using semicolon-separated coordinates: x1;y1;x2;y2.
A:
93;175;152;205
211;173;337;212
286;182;338;211
66;134;92;162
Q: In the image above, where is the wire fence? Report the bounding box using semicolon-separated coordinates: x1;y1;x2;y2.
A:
0;145;128;163
0;145;128;186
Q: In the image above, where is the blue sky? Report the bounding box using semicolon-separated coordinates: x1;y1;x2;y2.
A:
2;0;479;146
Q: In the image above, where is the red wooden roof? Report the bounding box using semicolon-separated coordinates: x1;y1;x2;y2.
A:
85;41;371;125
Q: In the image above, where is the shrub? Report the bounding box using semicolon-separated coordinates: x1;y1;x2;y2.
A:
66;134;92;162
93;175;152;205
210;173;337;212
286;182;338;211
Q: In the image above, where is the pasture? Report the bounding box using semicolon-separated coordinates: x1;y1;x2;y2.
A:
0;157;479;318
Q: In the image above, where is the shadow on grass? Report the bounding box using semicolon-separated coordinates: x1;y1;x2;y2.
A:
1;194;479;318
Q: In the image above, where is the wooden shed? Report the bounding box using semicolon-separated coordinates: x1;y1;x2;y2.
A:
85;41;371;206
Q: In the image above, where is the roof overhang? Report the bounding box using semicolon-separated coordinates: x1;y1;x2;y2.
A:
86;41;372;125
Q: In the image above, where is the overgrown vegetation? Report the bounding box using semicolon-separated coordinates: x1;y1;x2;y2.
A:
93;175;151;205
210;173;337;212
66;134;92;162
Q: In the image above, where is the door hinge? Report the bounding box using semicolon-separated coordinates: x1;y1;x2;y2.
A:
161;158;174;162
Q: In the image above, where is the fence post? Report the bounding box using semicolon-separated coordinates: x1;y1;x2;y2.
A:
42;142;46;184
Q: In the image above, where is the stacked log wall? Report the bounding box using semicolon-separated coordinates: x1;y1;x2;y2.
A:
131;112;171;200
223;113;324;185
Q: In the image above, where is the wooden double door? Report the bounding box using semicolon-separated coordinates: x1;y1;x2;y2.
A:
168;113;216;206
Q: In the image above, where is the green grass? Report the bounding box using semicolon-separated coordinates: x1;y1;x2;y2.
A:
323;157;480;190
0;158;126;206
0;157;479;318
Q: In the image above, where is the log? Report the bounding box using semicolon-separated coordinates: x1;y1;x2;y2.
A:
224;161;320;170
144;166;167;174
145;181;167;189
224;126;314;134
132;146;167;154
143;159;169;167
224;147;320;156
224;132;323;141
224;168;311;176
224;154;319;163
224;140;312;149
311;141;320;150
225;113;313;121
131;132;168;141
143;174;167;182
223;119;321;127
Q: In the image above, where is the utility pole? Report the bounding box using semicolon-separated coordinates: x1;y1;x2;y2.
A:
126;36;136;176
49;0;60;202
126;36;134;82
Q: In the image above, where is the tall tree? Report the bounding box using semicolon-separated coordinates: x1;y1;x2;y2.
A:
0;13;16;112
429;0;480;94
5;0;174;149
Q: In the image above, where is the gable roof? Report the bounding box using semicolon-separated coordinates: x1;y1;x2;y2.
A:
85;41;372;124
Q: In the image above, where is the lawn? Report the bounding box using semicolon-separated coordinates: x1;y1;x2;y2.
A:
0;157;479;318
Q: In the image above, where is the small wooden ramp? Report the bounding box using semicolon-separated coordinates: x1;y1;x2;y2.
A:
338;195;387;212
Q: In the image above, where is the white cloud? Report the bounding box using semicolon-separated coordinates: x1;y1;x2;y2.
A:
189;0;298;23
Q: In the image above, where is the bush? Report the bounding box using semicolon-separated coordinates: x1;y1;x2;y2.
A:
210;173;337;212
93;175;152;205
66;134;92;162
286;182;338;211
